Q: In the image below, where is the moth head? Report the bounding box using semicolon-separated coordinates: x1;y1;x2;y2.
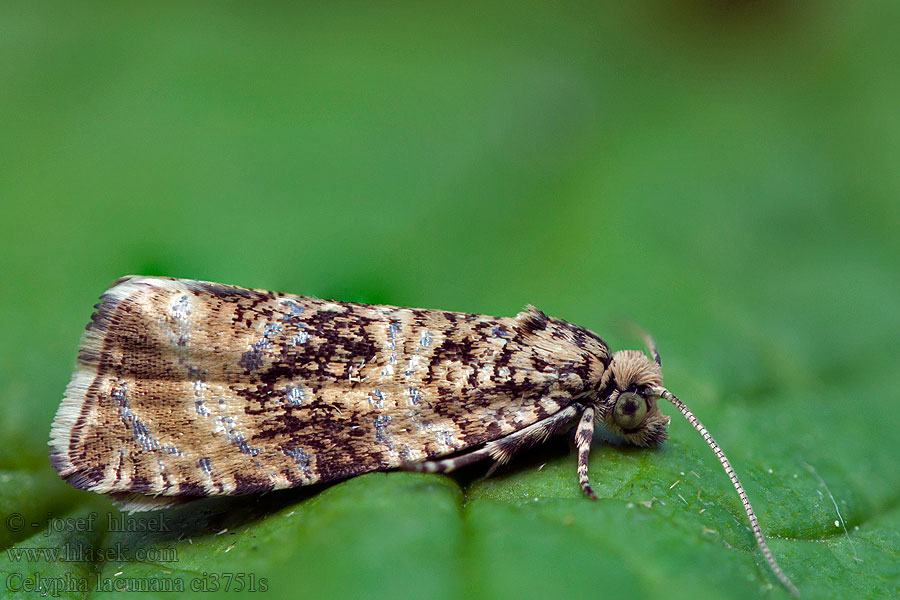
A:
600;349;670;447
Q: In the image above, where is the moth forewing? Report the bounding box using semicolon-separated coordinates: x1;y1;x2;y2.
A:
49;275;797;595
50;276;605;499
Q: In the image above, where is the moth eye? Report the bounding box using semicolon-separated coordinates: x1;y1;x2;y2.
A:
613;392;648;430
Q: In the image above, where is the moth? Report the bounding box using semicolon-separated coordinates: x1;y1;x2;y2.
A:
50;276;797;595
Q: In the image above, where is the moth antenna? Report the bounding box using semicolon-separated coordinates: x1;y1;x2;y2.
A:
624;321;661;366
656;388;799;597
644;332;661;367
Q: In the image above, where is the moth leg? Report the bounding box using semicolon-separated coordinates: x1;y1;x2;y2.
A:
408;403;582;475
405;446;494;474
575;406;597;499
483;403;581;466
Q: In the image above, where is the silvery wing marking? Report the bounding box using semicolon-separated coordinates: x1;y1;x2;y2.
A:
49;276;610;501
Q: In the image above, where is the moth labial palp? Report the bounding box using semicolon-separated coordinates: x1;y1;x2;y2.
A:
49;276;798;596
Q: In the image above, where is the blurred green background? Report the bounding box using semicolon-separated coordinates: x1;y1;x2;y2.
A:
1;2;898;599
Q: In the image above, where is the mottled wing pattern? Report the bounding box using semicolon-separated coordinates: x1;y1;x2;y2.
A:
50;277;609;499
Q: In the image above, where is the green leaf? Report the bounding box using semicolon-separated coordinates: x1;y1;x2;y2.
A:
2;2;899;599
